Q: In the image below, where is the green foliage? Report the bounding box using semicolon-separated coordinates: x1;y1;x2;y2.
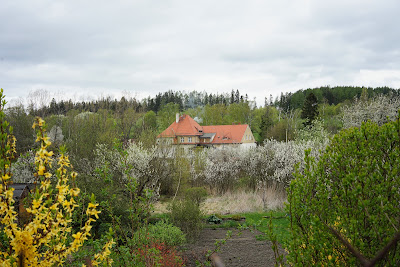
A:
241;211;290;245
230;214;243;221
206;215;222;224
157;103;180;132
131;221;186;247
110;242;184;267
203;104;228;125
169;199;203;242
226;102;251;124
287;118;400;266
184;187;208;206
4;104;34;154
301;92;319;126
143;110;157;130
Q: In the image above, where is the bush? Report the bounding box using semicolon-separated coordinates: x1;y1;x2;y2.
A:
131;221;186;247
169;200;203;242
0;89;114;266
111;221;185;267
184;187;207;206
286;118;400;266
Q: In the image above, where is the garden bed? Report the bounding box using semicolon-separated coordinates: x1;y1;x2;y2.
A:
181;228;285;267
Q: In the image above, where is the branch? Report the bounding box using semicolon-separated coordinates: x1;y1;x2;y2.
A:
369;231;400;266
326;222;400;267
325;224;370;266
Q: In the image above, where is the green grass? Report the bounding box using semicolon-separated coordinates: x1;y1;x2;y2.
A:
201;210;290;245
222;210;291;246
152;209;291;246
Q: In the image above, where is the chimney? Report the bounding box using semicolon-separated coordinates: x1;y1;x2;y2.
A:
176;113;179;123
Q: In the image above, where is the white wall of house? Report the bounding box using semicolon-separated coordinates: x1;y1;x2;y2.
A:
240;143;256;149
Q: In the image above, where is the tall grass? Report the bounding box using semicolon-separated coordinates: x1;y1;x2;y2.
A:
201;187;286;215
154;187;286;215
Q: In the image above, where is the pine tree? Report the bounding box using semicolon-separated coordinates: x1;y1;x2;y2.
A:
301;92;319;126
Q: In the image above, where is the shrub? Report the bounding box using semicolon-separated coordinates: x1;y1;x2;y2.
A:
131;221;186;247
111;221;185;267
184;187;207;206
0;89;114;266
286;118;400;266
133;242;184;267
169;200;203;242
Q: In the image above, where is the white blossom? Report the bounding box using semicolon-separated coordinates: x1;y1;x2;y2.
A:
342;94;400;128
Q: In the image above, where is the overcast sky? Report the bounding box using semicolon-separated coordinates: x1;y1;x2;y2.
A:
1;0;400;107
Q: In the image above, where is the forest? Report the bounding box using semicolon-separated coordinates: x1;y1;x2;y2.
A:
1;85;400;266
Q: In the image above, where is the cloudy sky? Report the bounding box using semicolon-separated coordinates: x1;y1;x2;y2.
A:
1;0;400;106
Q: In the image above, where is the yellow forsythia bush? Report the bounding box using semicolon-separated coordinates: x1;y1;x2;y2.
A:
0;89;114;266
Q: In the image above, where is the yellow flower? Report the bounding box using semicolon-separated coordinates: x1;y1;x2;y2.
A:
88;203;98;209
32;199;41;209
38;165;46;176
2;173;11;181
328;255;332;261
37;117;45;126
0;112;112;266
70;188;80;197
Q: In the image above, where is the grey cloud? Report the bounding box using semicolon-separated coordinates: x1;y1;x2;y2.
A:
1;0;400;105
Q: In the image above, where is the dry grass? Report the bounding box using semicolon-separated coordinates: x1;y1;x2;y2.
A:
153;187;287;215
201;187;286;215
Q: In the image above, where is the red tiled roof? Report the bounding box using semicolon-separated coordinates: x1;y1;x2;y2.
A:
157;115;203;138
202;124;248;144
157;114;251;144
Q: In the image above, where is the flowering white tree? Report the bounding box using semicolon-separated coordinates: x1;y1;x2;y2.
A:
10;151;36;183
203;148;243;193
189;148;208;186
242;120;329;187
94;142;165;197
187;125;329;192
342;94;400;128
48;125;64;145
11;150;65;184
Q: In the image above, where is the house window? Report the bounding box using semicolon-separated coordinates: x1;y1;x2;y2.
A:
180;137;184;143
188;137;192;143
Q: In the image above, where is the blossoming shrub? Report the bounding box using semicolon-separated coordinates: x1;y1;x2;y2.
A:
0;89;113;266
286;118;400;265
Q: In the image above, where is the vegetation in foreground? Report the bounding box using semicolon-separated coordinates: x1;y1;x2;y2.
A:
2;86;400;266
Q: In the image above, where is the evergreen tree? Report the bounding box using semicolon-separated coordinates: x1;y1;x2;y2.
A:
235;89;240;103
301;92;319;126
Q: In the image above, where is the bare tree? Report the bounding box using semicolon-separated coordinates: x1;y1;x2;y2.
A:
27;89;50;116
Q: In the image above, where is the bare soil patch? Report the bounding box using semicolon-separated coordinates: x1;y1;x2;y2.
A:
181;228;284;267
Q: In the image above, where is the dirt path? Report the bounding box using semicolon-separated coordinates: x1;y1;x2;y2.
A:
181;228;284;267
